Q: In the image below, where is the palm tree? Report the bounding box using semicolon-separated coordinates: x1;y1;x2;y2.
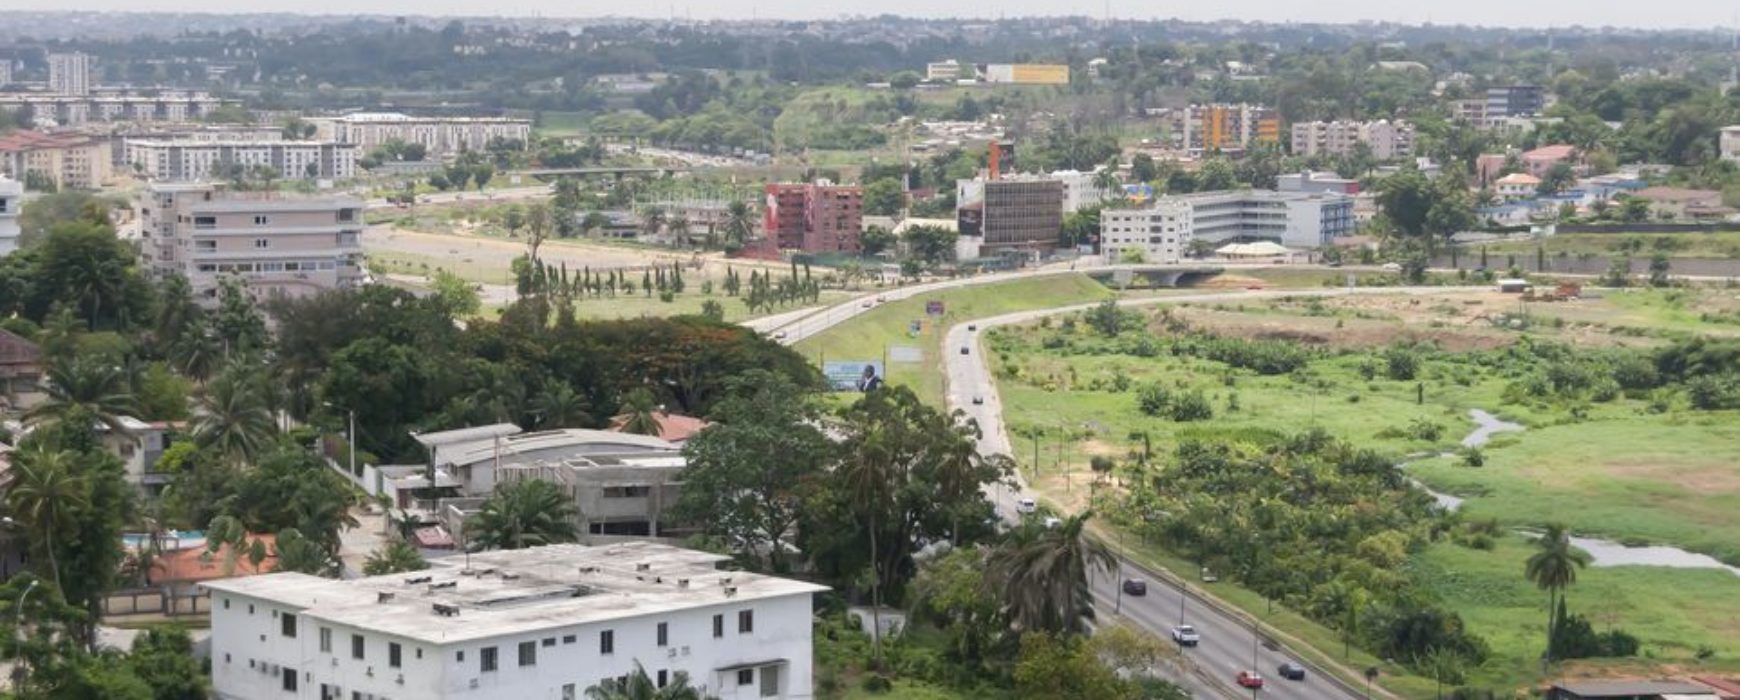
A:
26;356;138;434
363;541;429;576
192;367;277;461
586;661;711;700
532;381;590;429
3;449;91;592
617;388;662;436
1093;161;1122;199
987;512;1116;636
639;207;667;241
1523;522;1591;661
468;479;578;551
722;200;754;247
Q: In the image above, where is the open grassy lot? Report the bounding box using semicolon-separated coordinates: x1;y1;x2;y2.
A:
794;274;1117;406
1473;232;1740;259
1412;536;1740;687
1410;414;1740;564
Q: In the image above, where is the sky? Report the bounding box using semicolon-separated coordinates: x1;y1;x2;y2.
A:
0;0;1732;31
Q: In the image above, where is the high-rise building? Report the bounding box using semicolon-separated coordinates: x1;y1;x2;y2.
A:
47;52;92;96
126;140;358;182
957;177;1065;254
761;182;863;253
0;176;21;256
138;183;365;306
1289;120;1415;160
1104;190;1354;251
1176;104;1281;154
203;542;825;700
0;61;13;88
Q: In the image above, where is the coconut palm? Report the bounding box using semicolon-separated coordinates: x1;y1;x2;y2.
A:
532;381;590;429
26;356;138;435
586;661;711;700
1093;161;1122;198
722;200;755;247
362;541;429;576
1523;522;1590;661
4;448;91;592
192;367;278;461
987;512;1116;636
617;388;663;436
468;479;578;551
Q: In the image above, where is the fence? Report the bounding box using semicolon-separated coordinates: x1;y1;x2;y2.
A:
101;586;210;618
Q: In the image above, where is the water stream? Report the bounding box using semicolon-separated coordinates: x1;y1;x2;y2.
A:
1406;409;1740;577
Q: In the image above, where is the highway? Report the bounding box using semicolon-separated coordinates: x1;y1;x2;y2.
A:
764;277;1476;699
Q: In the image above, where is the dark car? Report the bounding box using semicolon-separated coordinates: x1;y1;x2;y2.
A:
968;324;977;331
960;346;970;355
1121;578;1147;596
1277;662;1307;681
971;396;984;405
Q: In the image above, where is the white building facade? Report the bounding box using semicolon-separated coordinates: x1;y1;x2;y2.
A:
0;176;20;255
1289;120;1415;160
315;113;532;156
139;183;366;305
1050;169;1112;213
127;139;358;181
1100;199;1192;263
1721;126;1740;163
47;52;92;95
203;542;824;700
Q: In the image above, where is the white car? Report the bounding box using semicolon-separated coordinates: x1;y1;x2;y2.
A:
1381;262;1403;272
1171;624;1201;647
1015;498;1037;514
1042;517;1063;529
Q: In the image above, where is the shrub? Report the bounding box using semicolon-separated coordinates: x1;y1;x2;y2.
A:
1385;346;1420;381
1168;391;1214;422
1136;383;1172;416
1407;418;1445;442
1461;447;1484;468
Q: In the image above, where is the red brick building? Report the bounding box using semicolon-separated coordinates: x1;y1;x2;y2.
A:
763;182;863;253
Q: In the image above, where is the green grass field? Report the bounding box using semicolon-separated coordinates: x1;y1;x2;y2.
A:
794;274;1116;406
1472;232;1740;259
1412;536;1740;686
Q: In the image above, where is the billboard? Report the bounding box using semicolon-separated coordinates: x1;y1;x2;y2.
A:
925;300;946;317
981;63;1071;85
957;204;984;237
823;361;885;392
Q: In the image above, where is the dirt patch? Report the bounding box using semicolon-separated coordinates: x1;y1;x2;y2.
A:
1194;273;1266;289
1604;462;1740;493
1168;307;1518;351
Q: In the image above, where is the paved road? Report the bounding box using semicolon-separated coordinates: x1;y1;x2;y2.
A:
944;287;1478;700
364;185;553;209
758;268;1079;344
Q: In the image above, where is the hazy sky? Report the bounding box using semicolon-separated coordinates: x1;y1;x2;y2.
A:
0;0;1733;31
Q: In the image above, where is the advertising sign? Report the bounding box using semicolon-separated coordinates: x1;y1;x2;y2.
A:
823;361;885;392
926;300;946;316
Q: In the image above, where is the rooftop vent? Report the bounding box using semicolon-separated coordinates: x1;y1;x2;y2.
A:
635;562;652;572
723;586;738;597
432;603;460;617
579;566;599;574
404;575;432;584
719;577;734;586
500;571;520;581
377;592;396;604
429;581;458;591
677;578;690;589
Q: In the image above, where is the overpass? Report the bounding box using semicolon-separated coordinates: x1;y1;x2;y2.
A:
512;166;689;179
1081;264;1225;288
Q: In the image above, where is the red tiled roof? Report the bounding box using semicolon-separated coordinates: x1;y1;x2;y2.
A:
1523;144;1577;160
0;130;98;153
606;411;709;443
150;534;278;585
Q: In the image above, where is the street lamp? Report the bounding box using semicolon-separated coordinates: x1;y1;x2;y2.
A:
323;401;357;476
14;578;39;690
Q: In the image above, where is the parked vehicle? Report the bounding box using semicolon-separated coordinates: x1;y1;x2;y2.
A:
971;396;984;405
1015;498;1037;514
960;346;970;355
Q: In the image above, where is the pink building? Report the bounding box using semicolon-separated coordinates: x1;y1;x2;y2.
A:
1522;145;1578;177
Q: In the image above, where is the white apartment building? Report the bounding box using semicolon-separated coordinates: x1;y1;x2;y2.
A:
1100;199;1192;263
1049;169;1113;213
315;113;531;156
925;60;971;82
1721;126;1740;163
127;139;358;181
47;52;92;96
0;94;234;127
139;183;365;305
0;61;13;88
203;542;825;700
0;176;20;255
1290;120;1415;161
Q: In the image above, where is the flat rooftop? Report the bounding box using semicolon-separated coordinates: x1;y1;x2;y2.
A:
204;542;827;645
434;428;678;469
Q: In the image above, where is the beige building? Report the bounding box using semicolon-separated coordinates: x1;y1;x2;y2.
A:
139;183;365;305
1721;126;1740;163
0;130;113;190
126;139;357;182
1290;120;1415;160
0;93;234;127
47;52;92;96
314;112;531;156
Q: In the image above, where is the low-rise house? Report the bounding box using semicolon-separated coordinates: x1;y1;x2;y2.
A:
1548;680;1716;700
1494;173;1542;199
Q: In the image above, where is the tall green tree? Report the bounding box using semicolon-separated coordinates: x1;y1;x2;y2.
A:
1524;523;1591;661
617;387;663;436
362;541;430;576
468;479;578;551
26;356;139;434
192;365;278;461
585;661;711;700
988;513;1116;636
3;448;89;593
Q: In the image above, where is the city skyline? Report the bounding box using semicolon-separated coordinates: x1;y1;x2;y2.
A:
0;0;1733;31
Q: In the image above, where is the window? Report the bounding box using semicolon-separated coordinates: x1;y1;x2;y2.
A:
195;240;216;252
388;642;401;668
223;598;230;610
599;630;614;655
601;485;652;498
319;628;331;653
541;637;556;647
253;215;270;226
249;604;255;614
738;610;754;634
712;614;724;638
351;634;364;660
657;670;668;688
737;669;755;686
254;238;271;249
456;650;465;662
561;684;576;700
656;622;668;647
281;613;297;638
562;634;576;645
760;665;780;697
193;215;216;229
518;641;536;666
480;646;498;672
282;667;298;692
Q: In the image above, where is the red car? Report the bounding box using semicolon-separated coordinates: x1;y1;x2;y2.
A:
1237;671;1265;689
